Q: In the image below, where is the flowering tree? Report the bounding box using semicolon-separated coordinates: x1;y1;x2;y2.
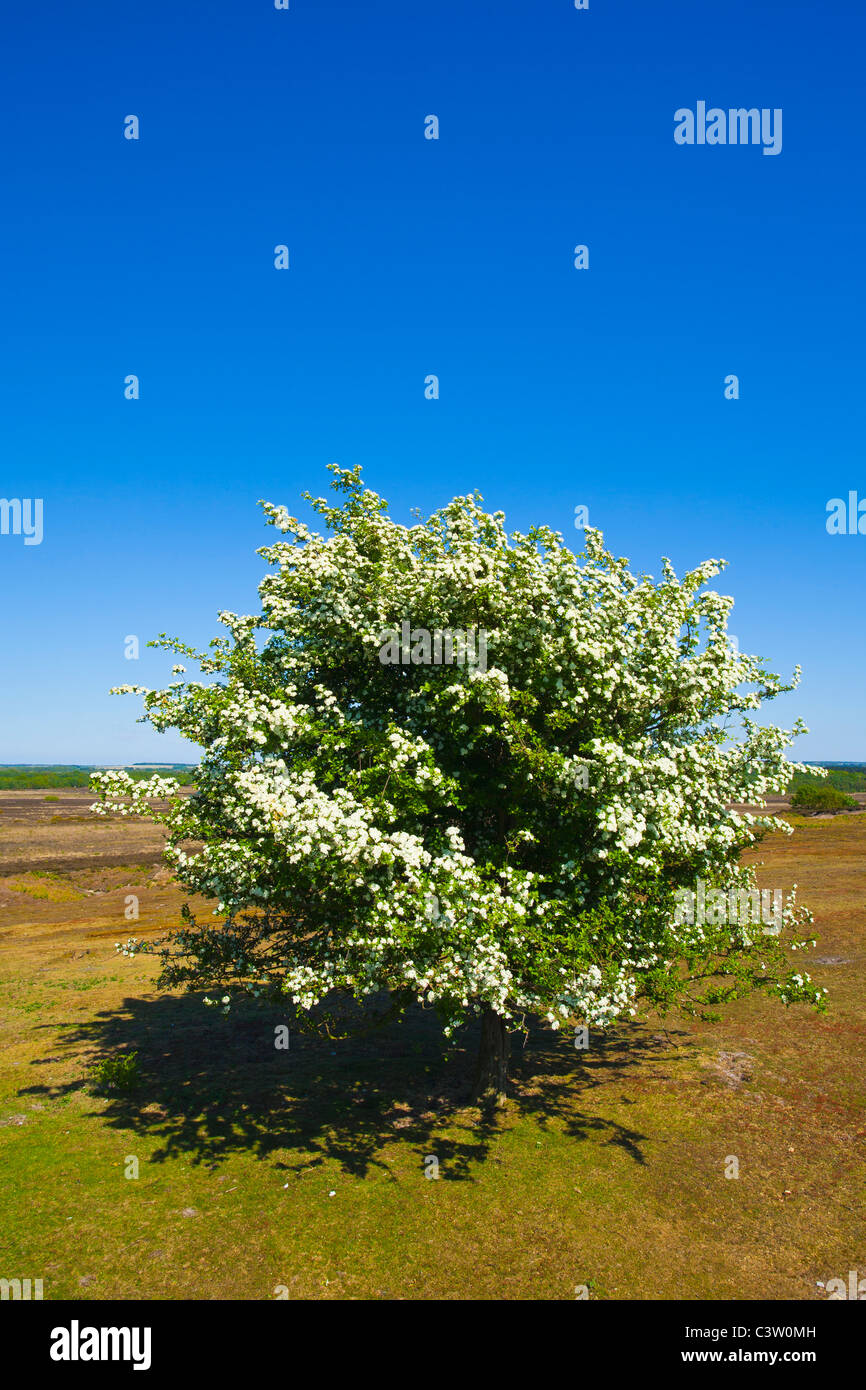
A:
93;465;826;1104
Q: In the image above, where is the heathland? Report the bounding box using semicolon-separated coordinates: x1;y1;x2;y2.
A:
0;787;864;1299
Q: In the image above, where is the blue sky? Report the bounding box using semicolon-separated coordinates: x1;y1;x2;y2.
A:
0;0;863;763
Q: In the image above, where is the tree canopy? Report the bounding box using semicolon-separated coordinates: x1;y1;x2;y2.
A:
93;466;826;1101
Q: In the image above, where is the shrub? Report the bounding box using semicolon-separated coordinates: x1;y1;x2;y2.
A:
89;1051;140;1093
790;785;858;815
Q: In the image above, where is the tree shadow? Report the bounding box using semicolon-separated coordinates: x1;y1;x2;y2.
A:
21;991;695;1181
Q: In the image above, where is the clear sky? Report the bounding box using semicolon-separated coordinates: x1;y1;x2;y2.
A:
0;0;863;764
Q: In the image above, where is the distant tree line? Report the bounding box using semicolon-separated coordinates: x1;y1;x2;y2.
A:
0;765;197;790
789;766;866;794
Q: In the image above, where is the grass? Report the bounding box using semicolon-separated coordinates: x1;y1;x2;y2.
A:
0;796;864;1300
5;871;84;903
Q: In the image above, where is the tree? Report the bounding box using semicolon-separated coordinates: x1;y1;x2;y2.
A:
790;784;858;815
93;466;826;1105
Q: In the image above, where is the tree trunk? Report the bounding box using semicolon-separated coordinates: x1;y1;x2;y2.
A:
471;1006;510;1106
